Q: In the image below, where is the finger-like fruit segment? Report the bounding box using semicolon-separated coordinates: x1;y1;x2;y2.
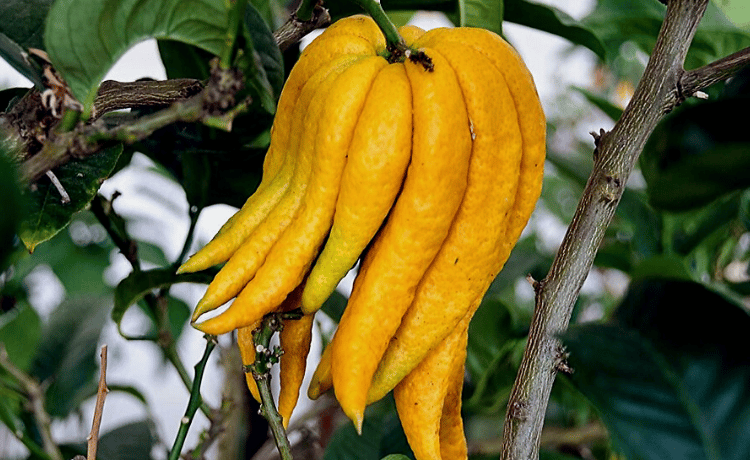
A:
331;48;472;429
301;63;412;314
278;312;315;429
368;40;525;401
237;323;262;403
439;320;469;460
191;55;362;325
394;316;469;460
425;27;546;246
195;57;385;334
307;340;333;400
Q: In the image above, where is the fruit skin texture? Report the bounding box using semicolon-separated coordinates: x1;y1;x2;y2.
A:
300;62;413;314
367;30;543;402
394;315;470;460
331;47;473;430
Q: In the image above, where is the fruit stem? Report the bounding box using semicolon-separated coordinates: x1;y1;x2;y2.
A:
352;0;406;57
250;313;293;460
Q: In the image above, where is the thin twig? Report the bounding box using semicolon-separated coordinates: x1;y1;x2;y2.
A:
248;313;293;460
87;345;109;460
500;0;750;458
679;46;750;100
168;335;217;460
0;345;63;460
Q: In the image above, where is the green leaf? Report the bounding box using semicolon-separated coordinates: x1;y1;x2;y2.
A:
640;95;750;211
465;299;526;413
324;402;413;460
572;86;623;121
505;0;606;60
112;267;215;338
320;289;348;323
158;40;213;80
244;1;284;103
44;0;231;112
381;455;411;460
0;148;25;271
563;278;750;460
583;0;750;67
0;33;44;87
31;296;109;417
19;144;123;252
459;0;503;35
0;0;55;50
0;301;41;372
97;420;157;460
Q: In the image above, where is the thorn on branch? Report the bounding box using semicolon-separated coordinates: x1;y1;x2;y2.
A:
590;128;607;160
554;345;573;375
526;274;542;294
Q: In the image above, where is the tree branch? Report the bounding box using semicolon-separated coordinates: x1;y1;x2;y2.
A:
273;3;331;53
498;0;742;457
0;345;63;460
679;46;750;100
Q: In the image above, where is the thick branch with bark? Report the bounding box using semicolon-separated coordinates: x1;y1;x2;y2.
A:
500;0;750;458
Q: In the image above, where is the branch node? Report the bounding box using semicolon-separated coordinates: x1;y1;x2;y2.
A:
590;128;607;160
554;345;573;375
526;274;542;294
509;401;529;421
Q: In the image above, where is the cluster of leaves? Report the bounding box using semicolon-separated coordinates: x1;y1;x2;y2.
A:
1;0;750;459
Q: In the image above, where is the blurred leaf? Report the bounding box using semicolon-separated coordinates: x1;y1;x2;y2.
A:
324;403;414;460
671;194;740;255
563;278;750;460
97;420;157;460
487;237;552;298
44;0;231;112
112;267;215;338
0;149;24;271
0;87;30;112
629;255;691;282
641;96;750;211
244;1;284;103
158;40;213;80
381;456;411;460
0;33;44;87
572;86;623;121
31;296;109;417
459;0;503;35
320;289;348;323
0;301;41;372
0;0;55;50
505;0;606;60
19;144;123;252
583;0;750;67
465;298;526;413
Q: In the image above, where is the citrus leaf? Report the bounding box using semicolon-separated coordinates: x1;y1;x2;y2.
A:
44;0;231;112
563;278;750;460
0;148;25;270
244;1;284;103
31;296;109;417
19;144;123;252
0;301;41;372
640;93;750;211
97;420;157;460
112;267;215;338
459;0;503;35
0;0;55;50
505;0;606;60
0;33;44;87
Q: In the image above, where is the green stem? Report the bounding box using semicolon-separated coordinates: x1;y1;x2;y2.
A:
56;108;81;133
250;313;293;460
174;205;202;270
161;335;213;418
295;0;317;22
352;0;405;53
168;336;217;460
